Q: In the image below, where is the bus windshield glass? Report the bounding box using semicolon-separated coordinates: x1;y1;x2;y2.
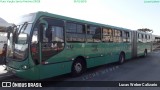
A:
7;13;36;61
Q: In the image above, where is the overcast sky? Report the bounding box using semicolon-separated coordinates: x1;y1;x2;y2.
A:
0;0;160;35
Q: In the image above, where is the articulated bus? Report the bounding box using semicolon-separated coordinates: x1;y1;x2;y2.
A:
6;11;152;80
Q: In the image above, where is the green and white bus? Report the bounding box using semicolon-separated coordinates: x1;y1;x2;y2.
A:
6;11;152;80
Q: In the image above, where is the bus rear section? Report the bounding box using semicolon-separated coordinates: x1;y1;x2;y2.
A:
131;31;152;58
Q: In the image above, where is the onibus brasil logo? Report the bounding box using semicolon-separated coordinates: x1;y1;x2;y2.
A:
1;82;42;87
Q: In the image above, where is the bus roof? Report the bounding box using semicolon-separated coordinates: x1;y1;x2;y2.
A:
36;11;133;32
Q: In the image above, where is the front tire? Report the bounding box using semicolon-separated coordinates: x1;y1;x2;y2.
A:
71;59;85;76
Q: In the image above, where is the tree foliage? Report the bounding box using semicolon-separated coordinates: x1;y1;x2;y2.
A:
137;28;153;33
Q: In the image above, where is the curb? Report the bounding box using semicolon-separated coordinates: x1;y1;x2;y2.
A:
0;71;14;81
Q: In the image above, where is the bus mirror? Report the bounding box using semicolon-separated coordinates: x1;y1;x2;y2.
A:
6;26;12;32
6;26;12;39
13;30;18;43
7;32;10;39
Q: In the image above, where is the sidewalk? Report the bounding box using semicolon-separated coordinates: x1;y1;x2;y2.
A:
0;55;14;80
0;56;8;78
0;65;13;80
0;65;7;74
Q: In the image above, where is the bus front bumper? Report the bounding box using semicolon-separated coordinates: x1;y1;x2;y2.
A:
7;66;40;80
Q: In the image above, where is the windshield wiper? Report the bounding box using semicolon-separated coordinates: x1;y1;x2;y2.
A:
12;22;28;43
18;22;28;35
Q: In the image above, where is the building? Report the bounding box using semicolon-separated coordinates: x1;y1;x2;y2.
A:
0;17;12;32
0;17;11;54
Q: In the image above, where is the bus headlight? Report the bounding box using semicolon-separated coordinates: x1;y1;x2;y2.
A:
21;65;28;70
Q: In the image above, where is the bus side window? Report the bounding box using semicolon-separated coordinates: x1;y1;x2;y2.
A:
122;31;130;43
32;28;38;44
86;26;101;42
66;22;85;42
142;34;144;42
126;32;130;42
113;30;122;43
102;28;113;42
31;28;39;65
41;18;64;61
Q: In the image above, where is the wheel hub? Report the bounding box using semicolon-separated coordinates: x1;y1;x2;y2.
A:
75;63;82;73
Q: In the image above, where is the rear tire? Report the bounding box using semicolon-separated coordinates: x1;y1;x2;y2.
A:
71;58;85;76
119;53;125;64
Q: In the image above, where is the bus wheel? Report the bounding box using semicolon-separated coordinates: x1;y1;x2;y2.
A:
144;50;147;57
72;59;85;76
119;53;125;64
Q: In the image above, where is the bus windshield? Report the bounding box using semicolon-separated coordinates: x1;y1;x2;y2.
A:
7;13;36;61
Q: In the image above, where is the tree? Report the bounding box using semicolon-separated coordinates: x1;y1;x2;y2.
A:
137;28;153;33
